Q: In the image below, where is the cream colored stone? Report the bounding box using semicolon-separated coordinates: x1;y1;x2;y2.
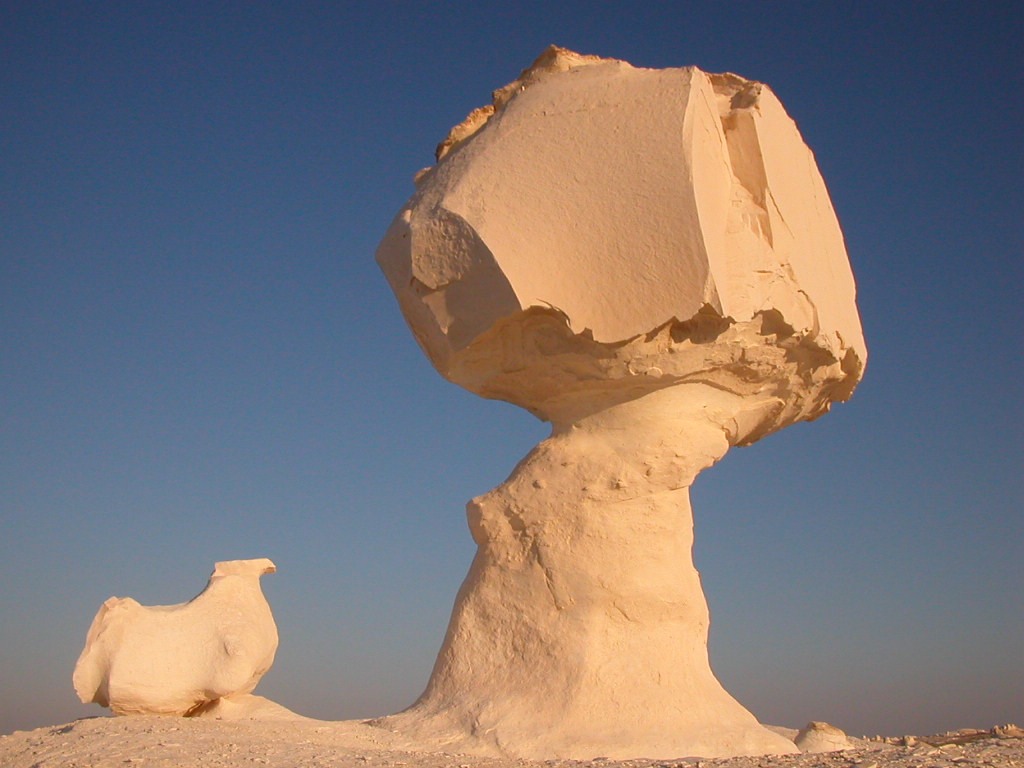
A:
375;46;865;759
378;45;865;401
73;559;278;716
795;721;854;753
194;693;308;722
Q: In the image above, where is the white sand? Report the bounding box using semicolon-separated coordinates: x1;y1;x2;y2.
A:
2;715;1020;768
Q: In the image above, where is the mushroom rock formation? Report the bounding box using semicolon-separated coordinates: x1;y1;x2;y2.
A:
73;558;278;717
375;46;866;760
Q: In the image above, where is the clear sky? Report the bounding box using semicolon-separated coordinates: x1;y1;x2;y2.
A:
2;0;1021;739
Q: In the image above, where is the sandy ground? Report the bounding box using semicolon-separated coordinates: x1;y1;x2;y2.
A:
2;714;1021;768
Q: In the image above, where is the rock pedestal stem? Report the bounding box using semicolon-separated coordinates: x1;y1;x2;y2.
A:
380;385;795;758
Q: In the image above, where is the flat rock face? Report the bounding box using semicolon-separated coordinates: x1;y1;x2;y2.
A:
73;559;278;716
377;45;865;419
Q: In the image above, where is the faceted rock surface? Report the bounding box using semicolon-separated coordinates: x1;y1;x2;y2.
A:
378;45;865;428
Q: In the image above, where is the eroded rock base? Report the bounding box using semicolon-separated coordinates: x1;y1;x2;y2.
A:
373;386;796;759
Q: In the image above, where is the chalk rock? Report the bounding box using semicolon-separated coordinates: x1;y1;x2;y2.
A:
378;44;865;427
795;721;854;753
375;46;864;760
995;724;1024;739
73;558;278;716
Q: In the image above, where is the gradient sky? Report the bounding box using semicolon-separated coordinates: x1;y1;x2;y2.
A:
2;1;1021;739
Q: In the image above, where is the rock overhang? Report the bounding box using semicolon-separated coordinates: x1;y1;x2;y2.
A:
376;46;865;431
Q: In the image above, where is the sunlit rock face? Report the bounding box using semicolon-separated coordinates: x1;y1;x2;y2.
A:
795;721;855;753
378;45;864;428
375;46;865;760
74;559;278;717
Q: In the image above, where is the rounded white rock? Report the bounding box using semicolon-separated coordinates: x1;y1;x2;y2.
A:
73;558;278;717
795;721;855;753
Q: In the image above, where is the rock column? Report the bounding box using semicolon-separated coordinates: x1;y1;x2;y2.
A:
380;385;795;758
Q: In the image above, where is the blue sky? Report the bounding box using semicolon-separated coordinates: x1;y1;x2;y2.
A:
2;1;1021;738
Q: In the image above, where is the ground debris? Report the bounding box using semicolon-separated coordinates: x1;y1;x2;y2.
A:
1;718;1023;768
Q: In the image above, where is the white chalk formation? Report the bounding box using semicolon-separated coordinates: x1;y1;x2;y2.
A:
74;558;279;717
375;46;866;760
795;721;854;753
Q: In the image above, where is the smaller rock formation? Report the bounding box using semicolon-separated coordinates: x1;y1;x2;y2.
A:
795;721;853;752
74;558;278;716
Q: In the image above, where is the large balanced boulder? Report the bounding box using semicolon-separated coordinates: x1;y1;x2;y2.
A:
378;45;864;426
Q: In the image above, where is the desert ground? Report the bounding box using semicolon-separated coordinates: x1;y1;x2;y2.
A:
2;714;1021;768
